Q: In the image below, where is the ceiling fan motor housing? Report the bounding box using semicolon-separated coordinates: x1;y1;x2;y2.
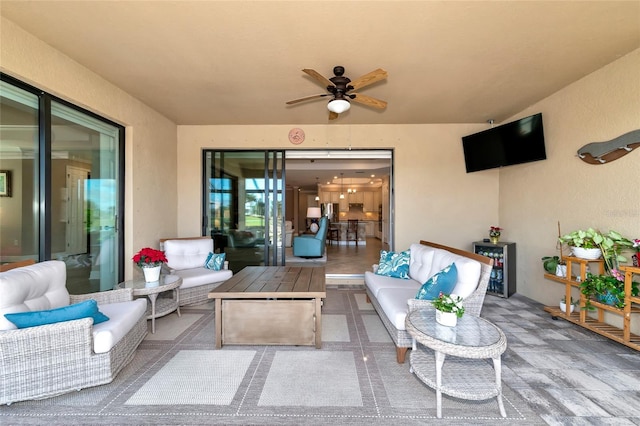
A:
328;66;353;98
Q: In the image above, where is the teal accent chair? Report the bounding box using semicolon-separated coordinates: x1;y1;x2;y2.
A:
292;217;328;258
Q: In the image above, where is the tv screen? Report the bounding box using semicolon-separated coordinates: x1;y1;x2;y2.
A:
462;113;546;173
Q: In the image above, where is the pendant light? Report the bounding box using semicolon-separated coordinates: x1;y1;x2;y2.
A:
339;173;345;199
314;177;320;201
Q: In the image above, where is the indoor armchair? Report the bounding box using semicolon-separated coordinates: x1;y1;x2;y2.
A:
292;217;328;258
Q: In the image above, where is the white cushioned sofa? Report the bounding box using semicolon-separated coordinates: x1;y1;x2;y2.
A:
365;240;493;363
160;237;233;306
0;260;147;405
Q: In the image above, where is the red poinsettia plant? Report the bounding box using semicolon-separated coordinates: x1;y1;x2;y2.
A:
132;247;167;268
489;226;503;237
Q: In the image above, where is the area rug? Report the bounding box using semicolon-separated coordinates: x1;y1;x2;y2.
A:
1;287;545;425
284;247;327;264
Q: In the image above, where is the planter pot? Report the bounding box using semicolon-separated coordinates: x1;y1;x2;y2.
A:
142;265;161;283
596;291;619;306
490;236;500;244
559;301;575;314
436;310;457;327
555;264;567;278
571;247;602;260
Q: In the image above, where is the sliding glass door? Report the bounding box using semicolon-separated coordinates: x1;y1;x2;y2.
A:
0;75;124;293
203;150;284;273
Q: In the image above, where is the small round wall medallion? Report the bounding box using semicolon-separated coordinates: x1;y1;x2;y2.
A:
288;128;305;144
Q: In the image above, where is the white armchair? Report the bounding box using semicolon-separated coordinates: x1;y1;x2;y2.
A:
285;221;294;247
160;237;233;306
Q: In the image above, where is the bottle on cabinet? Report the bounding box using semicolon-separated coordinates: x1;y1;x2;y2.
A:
472;241;516;298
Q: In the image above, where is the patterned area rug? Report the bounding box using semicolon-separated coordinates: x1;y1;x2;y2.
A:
1;287;544;425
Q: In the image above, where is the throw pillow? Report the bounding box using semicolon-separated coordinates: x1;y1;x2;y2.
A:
204;252;226;271
415;263;458;300
4;299;109;329
375;249;410;279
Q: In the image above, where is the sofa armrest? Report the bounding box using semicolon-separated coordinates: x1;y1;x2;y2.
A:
0;317;95;404
407;298;436;313
70;288;134;305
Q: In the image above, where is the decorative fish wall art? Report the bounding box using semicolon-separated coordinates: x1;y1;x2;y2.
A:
577;129;640;165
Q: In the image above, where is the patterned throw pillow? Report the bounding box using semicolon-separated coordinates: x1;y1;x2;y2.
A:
415;263;458;300
375;249;411;279
204;252;226;271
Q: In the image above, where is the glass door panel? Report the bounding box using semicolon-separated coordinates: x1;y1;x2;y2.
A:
51;101;121;293
204;150;284;273
0;81;39;264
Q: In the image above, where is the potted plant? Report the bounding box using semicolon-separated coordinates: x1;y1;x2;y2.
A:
542;255;566;277
432;292;465;327
559;296;578;314
489;226;502;244
132;247;168;283
580;272;639;310
559;229;633;266
558;228;604;259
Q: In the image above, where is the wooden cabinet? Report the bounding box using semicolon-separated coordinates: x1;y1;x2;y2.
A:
363;192;374;212
339;197;348;212
543;256;640;351
365;221;375;237
351;192;364;203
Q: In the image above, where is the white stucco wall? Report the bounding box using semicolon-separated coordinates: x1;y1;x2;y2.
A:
500;48;640;306
1;17;179;279
176;124;500;252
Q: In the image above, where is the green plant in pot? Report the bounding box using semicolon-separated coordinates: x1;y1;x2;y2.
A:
559;228;634;265
542;255;566;275
558;228;602;249
559;228;604;260
580;272;639;310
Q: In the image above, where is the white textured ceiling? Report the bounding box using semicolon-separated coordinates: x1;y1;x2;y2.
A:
2;1;639;126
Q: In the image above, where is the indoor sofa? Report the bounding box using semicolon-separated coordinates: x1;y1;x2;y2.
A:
365;240;493;363
160;236;233;306
0;260;147;405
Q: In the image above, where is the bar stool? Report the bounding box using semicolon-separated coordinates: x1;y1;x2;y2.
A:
328;222;340;245
346;219;359;246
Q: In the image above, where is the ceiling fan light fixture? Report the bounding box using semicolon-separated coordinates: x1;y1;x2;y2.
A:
327;99;350;114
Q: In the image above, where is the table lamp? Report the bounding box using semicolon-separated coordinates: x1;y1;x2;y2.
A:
306;207;322;233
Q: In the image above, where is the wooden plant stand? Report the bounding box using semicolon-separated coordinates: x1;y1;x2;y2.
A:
543;256;640;351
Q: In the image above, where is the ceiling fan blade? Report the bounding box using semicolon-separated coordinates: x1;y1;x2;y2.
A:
351;93;387;109
328;111;339;120
286;93;329;105
350;68;388;91
302;69;334;88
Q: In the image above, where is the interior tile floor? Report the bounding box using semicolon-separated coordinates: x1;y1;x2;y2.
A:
286;237;382;278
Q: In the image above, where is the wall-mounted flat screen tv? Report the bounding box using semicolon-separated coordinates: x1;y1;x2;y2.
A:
462;113;546;173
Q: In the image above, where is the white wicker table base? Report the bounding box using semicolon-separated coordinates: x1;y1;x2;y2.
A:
406;308;507;418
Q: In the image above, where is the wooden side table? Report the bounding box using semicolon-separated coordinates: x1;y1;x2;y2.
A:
117;275;182;333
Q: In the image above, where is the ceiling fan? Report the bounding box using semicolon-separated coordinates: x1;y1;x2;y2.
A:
286;66;388;120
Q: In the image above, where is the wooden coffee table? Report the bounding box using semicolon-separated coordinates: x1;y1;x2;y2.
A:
208;266;326;348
